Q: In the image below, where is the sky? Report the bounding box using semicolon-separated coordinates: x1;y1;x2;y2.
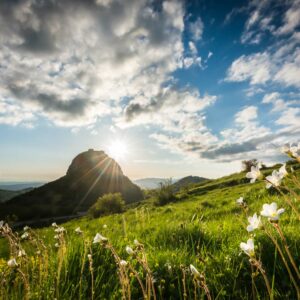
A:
0;0;299;182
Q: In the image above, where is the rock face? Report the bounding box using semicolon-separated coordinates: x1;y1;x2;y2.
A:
0;149;143;221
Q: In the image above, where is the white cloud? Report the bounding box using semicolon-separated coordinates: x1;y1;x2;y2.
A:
0;0;191;128
189;17;204;41
276;1;300;35
235;106;258;124
226;53;272;85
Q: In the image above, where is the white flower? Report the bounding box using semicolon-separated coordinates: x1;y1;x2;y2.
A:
54;227;65;233
247;213;261;232
18;249;26;257
282;142;300;160
266;171;282;189
93;233;108;244
103;224;107;229
190;264;200;276
55;243;60;248
23;226;30;231
278;164;288;178
52;222;57;227
240;238;255;257
236;197;245;206
134;239;141;246
120;260;128;266
54;235;59;239
21;232;29;239
261;202;285;221
87;254;92;260
126;246;134;255
246;166;262;183
75;227;83;234
7;258;18;268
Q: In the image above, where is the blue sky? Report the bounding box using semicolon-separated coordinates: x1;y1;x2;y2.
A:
0;0;299;181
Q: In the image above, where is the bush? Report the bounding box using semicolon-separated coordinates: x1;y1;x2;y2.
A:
88;193;125;218
156;179;177;206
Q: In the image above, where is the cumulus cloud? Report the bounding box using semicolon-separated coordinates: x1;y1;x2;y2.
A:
189;17;204;41
226;53;272;85
226;40;300;88
0;0;197;127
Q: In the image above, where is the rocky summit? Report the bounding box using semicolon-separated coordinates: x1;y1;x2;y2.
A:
0;149;143;221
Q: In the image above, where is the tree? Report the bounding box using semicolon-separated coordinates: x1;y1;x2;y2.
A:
88;193;125;218
242;159;267;172
156;178;177;206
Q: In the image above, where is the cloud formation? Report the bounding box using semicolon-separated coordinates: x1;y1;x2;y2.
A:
0;0;197;127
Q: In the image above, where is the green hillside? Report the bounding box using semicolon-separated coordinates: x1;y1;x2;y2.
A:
0;162;299;299
0;188;32;203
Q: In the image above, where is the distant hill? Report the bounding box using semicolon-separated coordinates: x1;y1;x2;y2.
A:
0;149;143;221
172;175;208;191
134;178;176;189
0;188;33;203
0;182;44;191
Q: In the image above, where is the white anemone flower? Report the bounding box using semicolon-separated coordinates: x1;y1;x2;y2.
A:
240;238;255;257
246;213;262;232
120;260;128;266
126;246;134;255
18;249;26;257
93;233;108;244
246;166;262;183
54;227;65;233
75;227;83;234
190;264;200;276
55;243;60;248
278;164;288;178
21;232;29;239
236;197;245;206
266;171;282;189
52;222;57;227
7;258;18;268
261;202;285;221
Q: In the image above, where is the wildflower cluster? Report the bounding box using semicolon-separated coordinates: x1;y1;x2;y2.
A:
239;143;300;298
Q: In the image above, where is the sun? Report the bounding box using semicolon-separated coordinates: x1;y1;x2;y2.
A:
107;140;128;161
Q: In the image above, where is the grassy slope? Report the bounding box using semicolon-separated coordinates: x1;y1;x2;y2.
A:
0;165;299;299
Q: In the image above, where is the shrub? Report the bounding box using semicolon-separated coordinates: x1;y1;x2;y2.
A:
156;179;177;206
88;193;125;218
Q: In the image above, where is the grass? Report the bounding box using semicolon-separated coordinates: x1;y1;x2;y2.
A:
0;163;299;299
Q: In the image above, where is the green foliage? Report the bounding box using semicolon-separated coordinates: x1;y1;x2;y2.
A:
88;193;125;218
156;178;177;206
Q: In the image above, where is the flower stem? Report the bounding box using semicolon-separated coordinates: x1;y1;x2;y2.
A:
273;223;300;280
265;228;300;297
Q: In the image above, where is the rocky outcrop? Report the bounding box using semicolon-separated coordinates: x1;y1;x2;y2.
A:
0;149;143;221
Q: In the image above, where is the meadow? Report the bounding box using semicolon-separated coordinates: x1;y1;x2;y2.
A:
0;151;300;299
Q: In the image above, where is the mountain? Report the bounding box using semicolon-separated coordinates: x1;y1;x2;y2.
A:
0;149;143;221
134;178;172;189
0;182;44;191
0;188;33;203
172;175;207;191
